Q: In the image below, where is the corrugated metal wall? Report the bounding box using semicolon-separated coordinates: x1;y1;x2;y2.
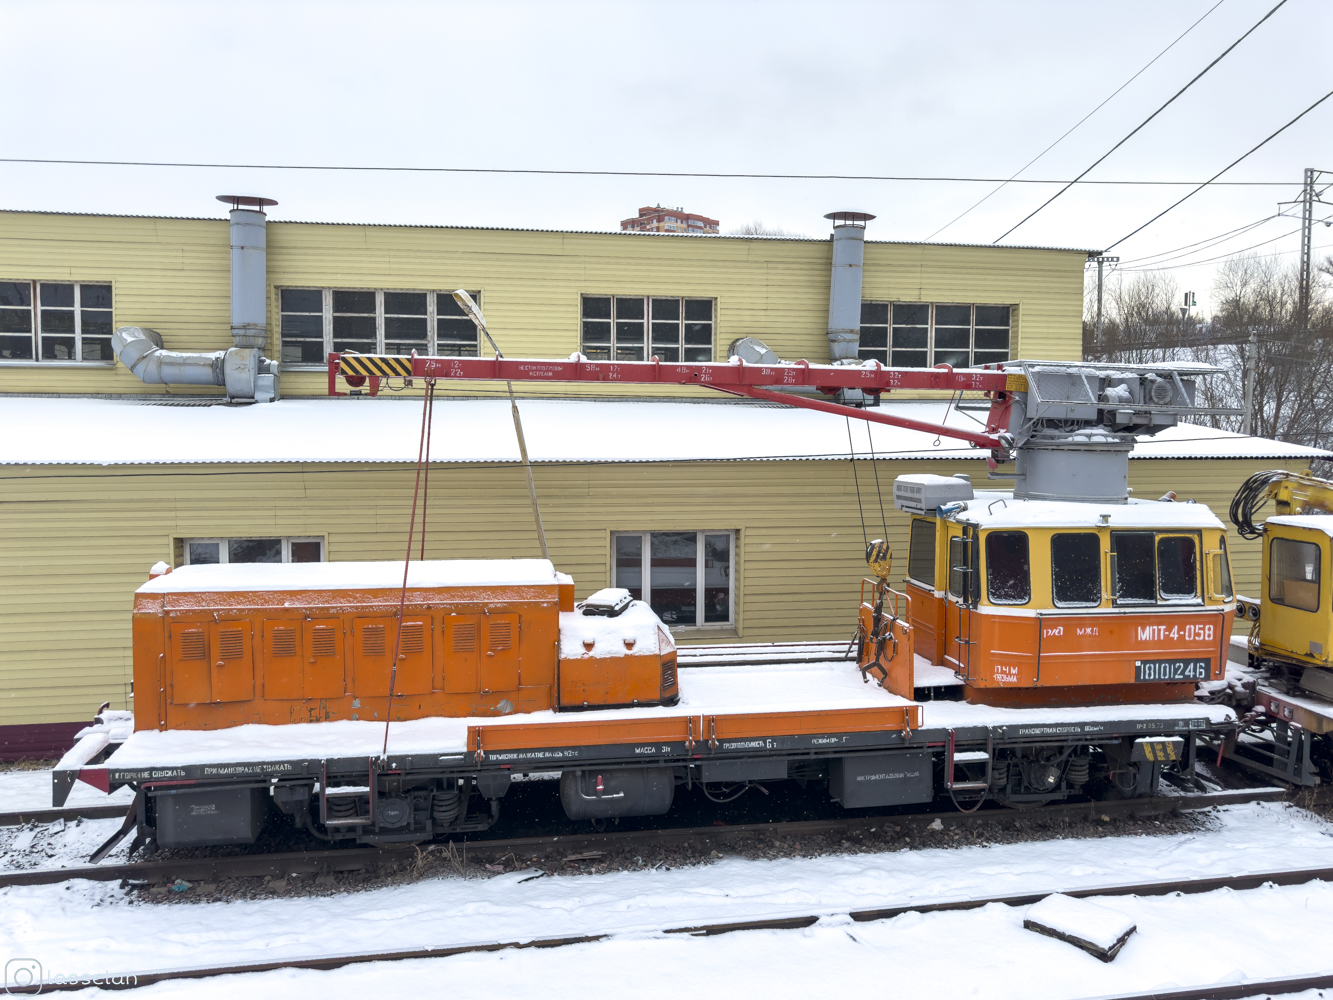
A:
0;455;1272;726
0;211;1086;398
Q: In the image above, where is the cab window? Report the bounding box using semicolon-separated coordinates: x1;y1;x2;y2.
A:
985;531;1030;605
1052;533;1101;607
948;535;965;598
907;518;936;587
1270;537;1322;612
1111;532;1156;604
1216;537;1234;600
1157;535;1198;601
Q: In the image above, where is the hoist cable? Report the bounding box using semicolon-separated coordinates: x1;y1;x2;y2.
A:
383;382;435;757
418;381;434;560
846;416;869;549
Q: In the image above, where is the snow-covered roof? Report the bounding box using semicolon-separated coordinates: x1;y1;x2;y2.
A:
953;492;1225;529
2;396;1327;467
1264;514;1333;538
137;559;559;594
0;208;1093;252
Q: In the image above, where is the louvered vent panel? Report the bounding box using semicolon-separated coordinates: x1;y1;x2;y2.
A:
452;623;477;652
272;628;297;657
362;625;386;657
179;631;206;660
218;630;245;661
401;622;424;654
311;627;337;658
489;620;513;651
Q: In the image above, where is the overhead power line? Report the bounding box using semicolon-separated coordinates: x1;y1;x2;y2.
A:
0;155;1297;187
1103;88;1333;252
1113;213;1279;265
1117;226;1304;271
927;0;1226;241
993;0;1289;244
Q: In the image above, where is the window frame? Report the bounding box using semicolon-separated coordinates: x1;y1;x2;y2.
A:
279;288;481;367
1269;536;1323;612
906;517;937;590
1110;530;1204;607
610;529;735;629
984;530;1031;606
580;295;715;363
1050;532;1104;608
858;301;1012;368
1156;533;1201;603
181;536;326;566
0;279;115;365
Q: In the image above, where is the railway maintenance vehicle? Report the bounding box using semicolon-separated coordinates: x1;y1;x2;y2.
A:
52;334;1246;858
1212;468;1333;784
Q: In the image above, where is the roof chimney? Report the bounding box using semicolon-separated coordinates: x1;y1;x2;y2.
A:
217;195;277;350
825;211;875;365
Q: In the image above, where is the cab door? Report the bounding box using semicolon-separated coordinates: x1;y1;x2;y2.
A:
1264;527;1330;666
943;527;978;678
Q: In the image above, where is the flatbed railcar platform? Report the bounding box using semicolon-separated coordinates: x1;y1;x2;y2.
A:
56;660;1237;854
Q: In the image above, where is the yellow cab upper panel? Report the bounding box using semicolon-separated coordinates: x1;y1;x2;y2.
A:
1259;514;1333;668
903;491;1236;706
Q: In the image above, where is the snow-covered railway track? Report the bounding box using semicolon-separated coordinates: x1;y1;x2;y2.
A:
11;857;1333;995
0;785;1291;891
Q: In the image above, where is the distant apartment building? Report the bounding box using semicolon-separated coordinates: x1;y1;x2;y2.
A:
620;204;720;234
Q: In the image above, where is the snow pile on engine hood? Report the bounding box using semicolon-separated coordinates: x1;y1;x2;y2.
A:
559;602;674;659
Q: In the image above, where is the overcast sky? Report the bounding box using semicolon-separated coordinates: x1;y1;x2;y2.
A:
3;0;1331;313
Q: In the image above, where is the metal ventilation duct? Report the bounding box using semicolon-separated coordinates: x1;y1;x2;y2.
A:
824;211;875;364
111;195;280;403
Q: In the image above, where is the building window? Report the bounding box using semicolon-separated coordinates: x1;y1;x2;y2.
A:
183;536;325;565
581;296;713;362
611;530;734;627
0;281;113;363
279;289;481;366
859;302;1011;368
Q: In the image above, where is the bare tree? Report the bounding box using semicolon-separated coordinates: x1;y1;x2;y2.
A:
1083;255;1333;468
726;220;807;238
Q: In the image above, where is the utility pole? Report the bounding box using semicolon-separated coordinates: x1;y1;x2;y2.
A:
1279;167;1330;332
1089;254;1119;352
1242;325;1258;436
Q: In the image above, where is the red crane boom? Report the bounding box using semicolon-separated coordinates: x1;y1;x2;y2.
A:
327;352;1023;452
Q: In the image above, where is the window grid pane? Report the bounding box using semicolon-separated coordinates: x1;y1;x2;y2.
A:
184;536;325;566
280;288;326;365
612;530;733;627
582;297;713;362
436;291;481;357
866;301;1012;368
0;280;34;360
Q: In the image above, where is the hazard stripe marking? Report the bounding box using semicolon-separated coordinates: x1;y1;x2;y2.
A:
339;355;413;377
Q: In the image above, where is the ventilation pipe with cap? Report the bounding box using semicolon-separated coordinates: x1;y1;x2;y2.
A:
824;211;875;404
111;195;280;403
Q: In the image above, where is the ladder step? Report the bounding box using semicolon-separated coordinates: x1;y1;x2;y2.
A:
953;751;991;763
947;781;989;791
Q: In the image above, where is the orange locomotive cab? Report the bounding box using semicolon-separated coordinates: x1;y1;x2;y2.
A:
894;475;1236;707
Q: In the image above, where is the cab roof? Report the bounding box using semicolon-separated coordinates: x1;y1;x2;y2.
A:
945;492;1226;531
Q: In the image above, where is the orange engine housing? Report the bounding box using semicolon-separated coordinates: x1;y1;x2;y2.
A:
132;560;679;732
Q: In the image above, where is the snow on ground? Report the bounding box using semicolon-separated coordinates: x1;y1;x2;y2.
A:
4;801;1333;998
0;768;133;813
42;883;1333;1000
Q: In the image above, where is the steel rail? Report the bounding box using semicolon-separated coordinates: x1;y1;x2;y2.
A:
0;785;1290;890
9;830;1333;994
